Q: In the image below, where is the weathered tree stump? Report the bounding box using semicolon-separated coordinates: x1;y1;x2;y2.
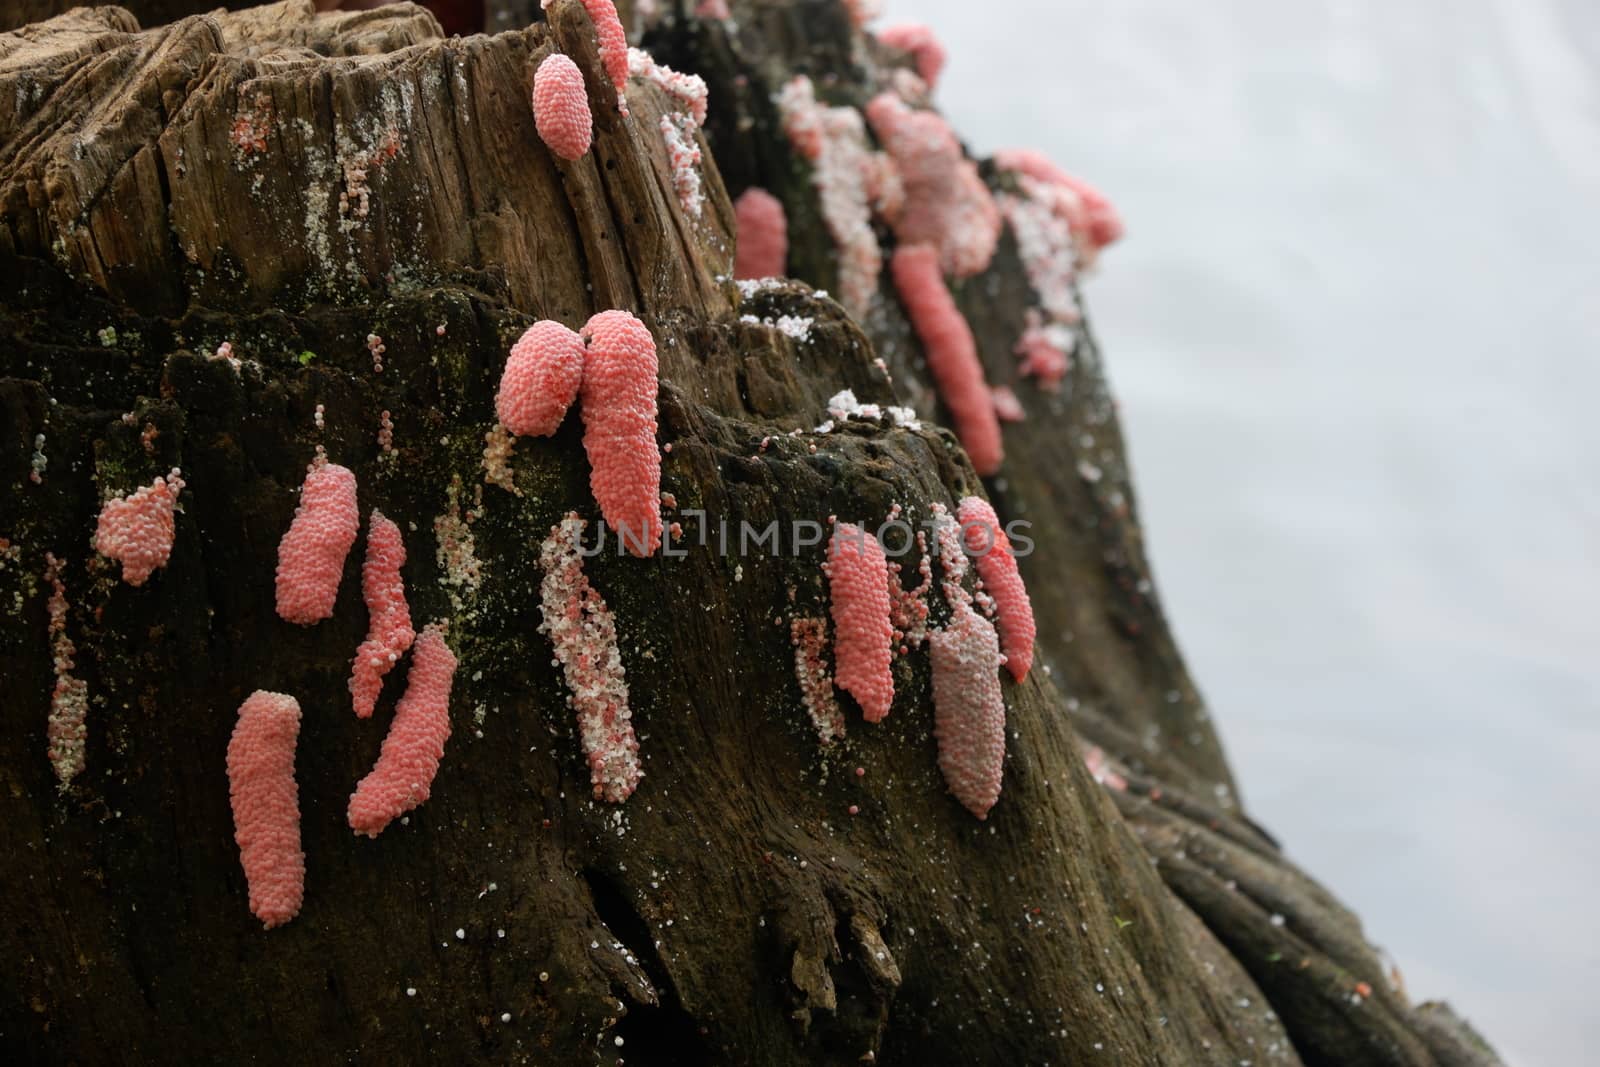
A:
0;3;1502;1064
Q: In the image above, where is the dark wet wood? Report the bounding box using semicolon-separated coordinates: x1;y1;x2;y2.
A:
0;3;1502;1065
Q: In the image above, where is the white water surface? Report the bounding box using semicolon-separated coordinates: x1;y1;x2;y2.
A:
880;1;1600;1062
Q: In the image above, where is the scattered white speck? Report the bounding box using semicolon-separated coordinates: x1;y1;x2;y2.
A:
741;312;815;341
735;277;785;298
820;389;920;431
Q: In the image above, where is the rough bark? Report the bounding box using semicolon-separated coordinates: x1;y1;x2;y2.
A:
0;3;1502;1065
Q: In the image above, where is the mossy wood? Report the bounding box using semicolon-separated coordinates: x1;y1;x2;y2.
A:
0;3;1500;1065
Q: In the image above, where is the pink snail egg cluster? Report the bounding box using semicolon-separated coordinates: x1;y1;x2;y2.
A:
994;147;1124;257
94;468;185;586
349;510;416;719
627;47;709;129
777;76;894;317
734;187;789;281
493;312;663;554
930;604;1007;819
865;92;1000;281
537;514;643;802
348;625;457;838
877;23;947;91
790;616;845;743
533;53;593;161
958;495;1036;680
545;0;629;112
886;528;933;651
275;461;359;626
995;162;1084;390
624;48;709;218
227;691;305;929
1013;309;1074;391
825;524;895;722
660;114;705;219
580;311;662;556
890;244;1003;475
43;553;87;787
497;320;586;437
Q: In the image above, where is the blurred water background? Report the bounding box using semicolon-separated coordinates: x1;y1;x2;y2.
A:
879;1;1600;1062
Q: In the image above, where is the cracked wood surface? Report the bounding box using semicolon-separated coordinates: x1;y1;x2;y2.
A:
0;3;1502;1065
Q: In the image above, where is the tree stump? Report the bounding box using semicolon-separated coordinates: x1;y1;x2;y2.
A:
0;3;1503;1064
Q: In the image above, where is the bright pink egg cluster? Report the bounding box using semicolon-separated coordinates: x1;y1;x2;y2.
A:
275;461;359;625
348;625;458;838
825;524;895;722
94;468;185;586
533;53;593;161
348;510;415;719
889;245;1003;475
227;691;305;929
